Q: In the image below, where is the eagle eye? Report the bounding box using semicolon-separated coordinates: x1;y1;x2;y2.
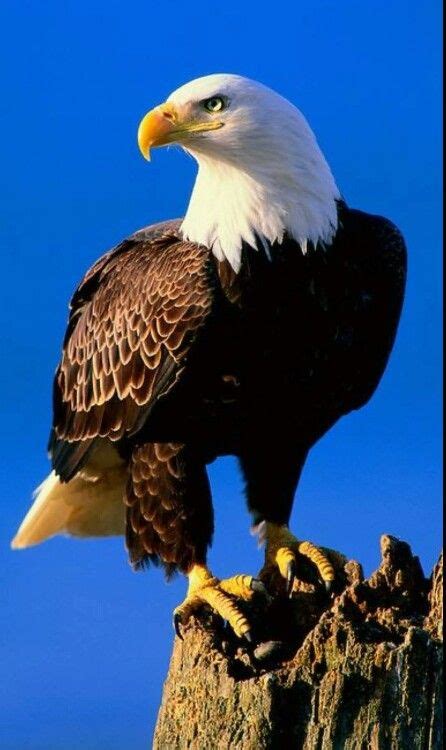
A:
202;96;226;113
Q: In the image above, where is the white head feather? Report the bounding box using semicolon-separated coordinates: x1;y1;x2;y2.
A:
167;74;340;272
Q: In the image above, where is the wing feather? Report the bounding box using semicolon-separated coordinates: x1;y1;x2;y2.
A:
51;222;215;478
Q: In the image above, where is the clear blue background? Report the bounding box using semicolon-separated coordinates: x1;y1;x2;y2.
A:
0;2;442;748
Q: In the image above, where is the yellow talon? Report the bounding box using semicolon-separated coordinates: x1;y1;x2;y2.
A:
298;541;335;584
275;547;296;579
219;574;254;600
173;564;256;640
200;586;250;638
263;522;335;593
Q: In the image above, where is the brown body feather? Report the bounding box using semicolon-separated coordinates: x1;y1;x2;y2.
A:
17;207;406;572
125;443;213;575
55;224;214;445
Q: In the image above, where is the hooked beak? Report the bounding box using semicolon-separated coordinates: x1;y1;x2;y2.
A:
137;102;224;160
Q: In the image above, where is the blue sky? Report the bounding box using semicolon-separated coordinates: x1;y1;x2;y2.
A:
0;1;442;748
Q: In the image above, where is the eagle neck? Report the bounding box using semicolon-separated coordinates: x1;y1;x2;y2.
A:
180;149;340;273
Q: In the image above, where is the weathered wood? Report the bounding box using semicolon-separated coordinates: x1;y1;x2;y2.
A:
154;537;443;749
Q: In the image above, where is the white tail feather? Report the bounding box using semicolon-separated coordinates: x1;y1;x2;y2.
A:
11;468;126;550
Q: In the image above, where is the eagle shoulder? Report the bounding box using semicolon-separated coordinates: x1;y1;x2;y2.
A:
51;221;216;478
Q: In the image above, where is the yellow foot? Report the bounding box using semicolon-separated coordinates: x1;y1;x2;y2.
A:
173;564;267;641
259;522;336;597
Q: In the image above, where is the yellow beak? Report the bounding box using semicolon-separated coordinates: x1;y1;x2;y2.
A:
137;103;224;160
137;103;179;160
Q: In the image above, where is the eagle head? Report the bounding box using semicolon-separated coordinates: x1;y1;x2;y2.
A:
137;74;340;272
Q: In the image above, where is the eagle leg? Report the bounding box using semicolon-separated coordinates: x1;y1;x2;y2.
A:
173;564;266;641
258;522;335;597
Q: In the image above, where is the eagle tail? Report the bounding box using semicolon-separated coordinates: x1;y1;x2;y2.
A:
11;468;126;550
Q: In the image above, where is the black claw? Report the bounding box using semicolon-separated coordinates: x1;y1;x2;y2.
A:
324;579;336;596
243;630;253;644
173;614;183;640
250;578;268;596
286;561;297;598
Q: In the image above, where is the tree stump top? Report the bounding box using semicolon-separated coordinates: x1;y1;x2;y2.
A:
154;537;443;749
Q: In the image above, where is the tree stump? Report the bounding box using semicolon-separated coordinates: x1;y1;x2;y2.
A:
154;537;443;749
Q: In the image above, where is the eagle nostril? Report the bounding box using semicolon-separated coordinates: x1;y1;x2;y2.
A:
162;109;176;123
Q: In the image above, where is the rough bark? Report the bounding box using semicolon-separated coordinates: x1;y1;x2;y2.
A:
154;537;443;749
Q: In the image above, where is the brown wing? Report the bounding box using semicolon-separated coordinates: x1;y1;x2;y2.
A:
51;222;215;477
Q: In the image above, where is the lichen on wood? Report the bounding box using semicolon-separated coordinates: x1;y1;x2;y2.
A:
154;536;443;749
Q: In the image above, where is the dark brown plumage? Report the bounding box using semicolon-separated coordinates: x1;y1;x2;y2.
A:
46;202;406;574
125;442;213;574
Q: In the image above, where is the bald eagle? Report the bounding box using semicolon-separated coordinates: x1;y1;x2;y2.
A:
12;75;406;640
